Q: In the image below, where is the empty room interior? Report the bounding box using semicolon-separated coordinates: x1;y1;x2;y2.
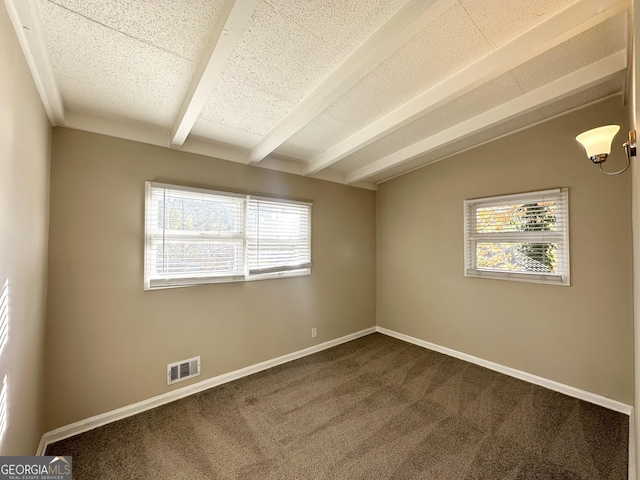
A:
2;0;640;478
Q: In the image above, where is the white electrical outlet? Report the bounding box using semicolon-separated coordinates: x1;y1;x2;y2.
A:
311;327;317;338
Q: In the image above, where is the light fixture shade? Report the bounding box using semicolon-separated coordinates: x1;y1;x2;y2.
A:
576;125;620;158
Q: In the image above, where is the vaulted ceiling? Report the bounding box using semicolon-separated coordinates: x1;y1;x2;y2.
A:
7;0;631;189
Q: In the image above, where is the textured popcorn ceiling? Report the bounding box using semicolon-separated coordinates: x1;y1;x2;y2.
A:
30;0;629;187
39;1;198;127
510;13;626;92
40;0;224;60
459;0;584;48
264;0;410;55
373;2;493;98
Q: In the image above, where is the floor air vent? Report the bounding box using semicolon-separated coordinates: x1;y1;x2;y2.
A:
167;356;200;385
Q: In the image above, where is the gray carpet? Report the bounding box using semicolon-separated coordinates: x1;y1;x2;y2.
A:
46;333;628;479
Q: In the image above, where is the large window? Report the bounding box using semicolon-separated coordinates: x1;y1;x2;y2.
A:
144;182;311;289
464;188;569;286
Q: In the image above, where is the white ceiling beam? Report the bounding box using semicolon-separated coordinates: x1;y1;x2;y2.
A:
308;0;630;175
345;51;627;184
66;112;249;164
252;156;376;190
180;136;250;164
307;169;378;191
64;112;379;188
170;0;260;147
248;0;458;163
4;0;65;126
65;112;170;148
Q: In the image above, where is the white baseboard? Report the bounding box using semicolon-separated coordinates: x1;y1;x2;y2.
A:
380;326;636;480
376;326;632;415
37;325;633;458
35;327;376;455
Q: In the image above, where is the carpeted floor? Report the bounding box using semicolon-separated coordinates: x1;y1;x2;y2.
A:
46;333;628;479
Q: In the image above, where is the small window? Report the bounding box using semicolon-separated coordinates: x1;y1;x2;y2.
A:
464;188;569;286
144;182;311;289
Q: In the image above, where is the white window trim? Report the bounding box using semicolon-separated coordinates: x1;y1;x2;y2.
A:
463;188;570;286
144;182;312;290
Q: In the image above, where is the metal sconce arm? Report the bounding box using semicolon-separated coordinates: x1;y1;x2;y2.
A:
598;130;635;176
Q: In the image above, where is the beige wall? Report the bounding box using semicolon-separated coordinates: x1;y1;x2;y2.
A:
0;4;51;454
45;128;376;430
377;97;634;405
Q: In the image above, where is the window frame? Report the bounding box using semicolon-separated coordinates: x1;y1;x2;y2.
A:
463;188;570;286
144;182;312;290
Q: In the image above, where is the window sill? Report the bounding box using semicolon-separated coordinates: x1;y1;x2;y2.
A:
465;268;569;286
145;269;311;290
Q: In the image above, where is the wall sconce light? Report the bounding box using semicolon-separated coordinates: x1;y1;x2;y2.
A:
575;125;636;176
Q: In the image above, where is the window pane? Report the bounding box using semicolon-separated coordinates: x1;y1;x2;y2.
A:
464;189;568;285
146;185;245;283
476;201;557;233
155;191;243;235
247;200;311;273
476;242;557;273
145;182;312;288
154;240;244;276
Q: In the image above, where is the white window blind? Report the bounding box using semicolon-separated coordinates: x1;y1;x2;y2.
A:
145;182;312;289
464;188;569;286
247;197;311;276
